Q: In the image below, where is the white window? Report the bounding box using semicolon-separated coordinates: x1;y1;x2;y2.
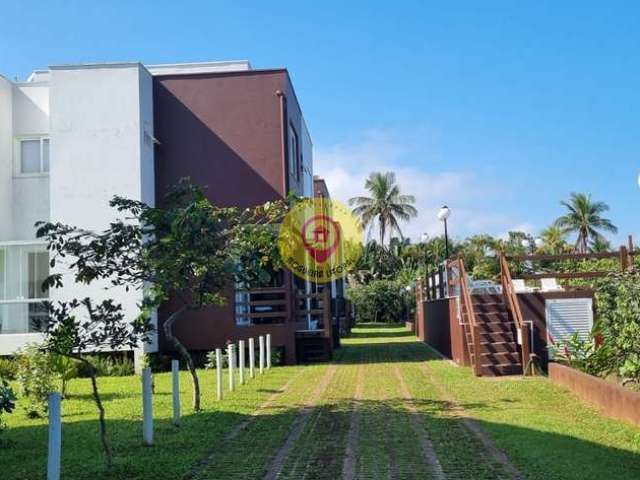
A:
16;137;50;175
0;243;49;334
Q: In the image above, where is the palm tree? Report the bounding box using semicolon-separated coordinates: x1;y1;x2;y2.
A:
554;193;617;253
349;172;417;246
540;225;568;255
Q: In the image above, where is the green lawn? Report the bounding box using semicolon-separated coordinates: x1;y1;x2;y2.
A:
2;325;639;479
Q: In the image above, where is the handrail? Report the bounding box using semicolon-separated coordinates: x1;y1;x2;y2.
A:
499;255;525;331
500;255;532;374
449;258;481;375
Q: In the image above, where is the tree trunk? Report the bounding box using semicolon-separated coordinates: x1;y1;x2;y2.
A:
163;305;201;412
84;363;112;467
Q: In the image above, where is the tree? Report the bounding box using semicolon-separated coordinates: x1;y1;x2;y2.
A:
41;299;152;467
37;180;290;413
540;225;569;255
349;172;417;246
555;193;617;253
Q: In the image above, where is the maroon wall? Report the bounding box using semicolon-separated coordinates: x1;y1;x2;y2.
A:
152;69;307;361
549;363;640;427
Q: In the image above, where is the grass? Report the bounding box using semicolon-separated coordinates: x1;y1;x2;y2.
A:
2;324;640;479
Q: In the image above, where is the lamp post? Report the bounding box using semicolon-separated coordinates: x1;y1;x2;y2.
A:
437;206;451;260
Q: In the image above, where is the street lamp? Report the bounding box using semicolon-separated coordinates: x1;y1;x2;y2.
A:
437;205;451;259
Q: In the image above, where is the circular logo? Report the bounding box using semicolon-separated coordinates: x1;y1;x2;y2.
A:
278;198;363;283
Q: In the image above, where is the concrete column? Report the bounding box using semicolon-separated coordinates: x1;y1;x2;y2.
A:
228;344;235;391
171;360;180;426
249;338;255;378
47;393;62;480
142;367;153;446
216;348;223;400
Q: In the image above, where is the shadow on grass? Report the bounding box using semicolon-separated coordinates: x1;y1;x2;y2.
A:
3;396;639;480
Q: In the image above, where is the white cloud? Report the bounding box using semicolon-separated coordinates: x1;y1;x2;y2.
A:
314;129;535;242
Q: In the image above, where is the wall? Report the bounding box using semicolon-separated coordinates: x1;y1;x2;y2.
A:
48;64;153;348
153;70;307;362
517;291;594;368
549;363;640;427
0;76;13;241
11;83;50;240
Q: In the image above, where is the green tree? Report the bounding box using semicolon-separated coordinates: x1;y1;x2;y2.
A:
540;225;569;255
555;193;617;253
349;172;417;246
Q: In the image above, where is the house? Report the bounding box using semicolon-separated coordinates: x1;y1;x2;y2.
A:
0;60;339;364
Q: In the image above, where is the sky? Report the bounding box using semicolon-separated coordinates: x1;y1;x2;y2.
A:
1;1;638;246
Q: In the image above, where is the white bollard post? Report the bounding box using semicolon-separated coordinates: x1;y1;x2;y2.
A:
266;334;272;369
239;340;245;385
228;344;235;391
249;337;256;379
259;335;265;374
216;348;223;400
142;367;153;446
47;393;62;480
171;360;180;426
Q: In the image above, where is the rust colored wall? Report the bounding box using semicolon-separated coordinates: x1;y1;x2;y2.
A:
152;70;307;362
517;291;594;368
423;299;453;358
549;363;640;427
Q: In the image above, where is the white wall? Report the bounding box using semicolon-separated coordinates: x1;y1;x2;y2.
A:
49;64;156;351
301;119;313;197
0;76;13;241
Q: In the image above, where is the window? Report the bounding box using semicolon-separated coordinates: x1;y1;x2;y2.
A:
288;124;300;182
0;244;49;334
17;137;49;175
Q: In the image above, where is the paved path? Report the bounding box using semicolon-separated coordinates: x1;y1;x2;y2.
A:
194;325;519;480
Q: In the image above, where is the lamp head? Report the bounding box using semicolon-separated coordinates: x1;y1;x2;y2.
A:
437;205;451;222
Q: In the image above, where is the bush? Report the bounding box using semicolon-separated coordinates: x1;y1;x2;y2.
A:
16;344;57;418
0;357;18;381
76;354;134;378
0;379;16;436
347;279;408;323
592;268;640;386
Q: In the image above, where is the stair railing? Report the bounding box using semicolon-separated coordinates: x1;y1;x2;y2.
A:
499;255;532;374
449;258;482;376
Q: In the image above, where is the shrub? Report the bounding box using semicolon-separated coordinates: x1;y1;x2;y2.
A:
347;279;407;323
592;268;640;386
0;380;16;436
76;355;134;377
0;357;18;381
16;344;57;418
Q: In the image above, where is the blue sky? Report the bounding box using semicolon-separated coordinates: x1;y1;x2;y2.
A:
1;1;637;245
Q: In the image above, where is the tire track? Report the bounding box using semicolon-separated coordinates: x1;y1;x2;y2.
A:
342;364;365;480
419;362;524;480
393;364;447;480
183;368;306;480
262;364;338;480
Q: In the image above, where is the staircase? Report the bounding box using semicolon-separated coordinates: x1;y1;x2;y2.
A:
471;294;523;376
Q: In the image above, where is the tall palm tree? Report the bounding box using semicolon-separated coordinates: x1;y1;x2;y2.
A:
349;172;417;246
554;193;617;253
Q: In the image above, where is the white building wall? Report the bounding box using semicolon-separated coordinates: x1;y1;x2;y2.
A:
0;76;13;241
48;64;156;352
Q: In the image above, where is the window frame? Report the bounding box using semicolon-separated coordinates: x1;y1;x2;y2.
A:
14;135;50;177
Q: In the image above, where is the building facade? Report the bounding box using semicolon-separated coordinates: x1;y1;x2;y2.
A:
0;60;324;363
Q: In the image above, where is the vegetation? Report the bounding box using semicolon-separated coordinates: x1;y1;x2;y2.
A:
555;192;618;253
346;279;410;323
349;171;417;246
4;325;639;480
36;180;291;415
15;345;58;418
0;379;16;438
